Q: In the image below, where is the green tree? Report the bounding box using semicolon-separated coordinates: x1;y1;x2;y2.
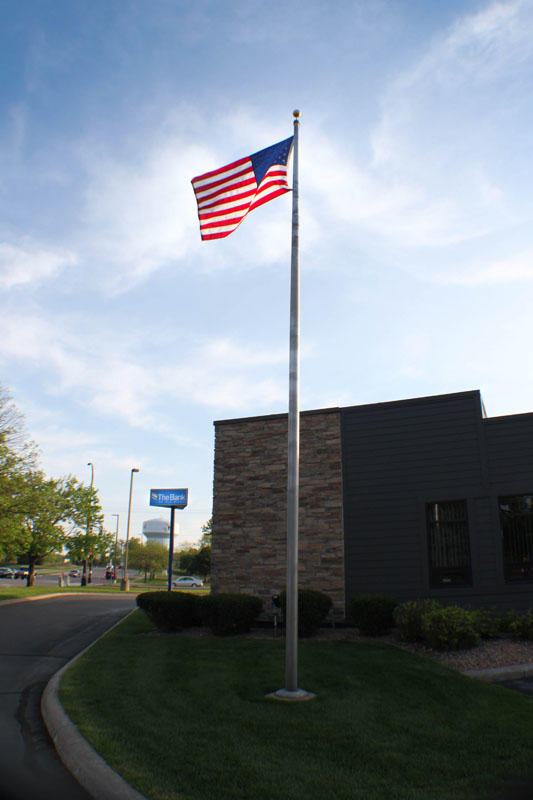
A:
191;546;211;580
17;474;96;586
65;484;104;584
0;382;34;455
201;517;212;546
0;384;39;561
178;545;198;573
179;544;211;580
128;539;168;581
0;443;31;560
67;522;112;572
0;383;106;583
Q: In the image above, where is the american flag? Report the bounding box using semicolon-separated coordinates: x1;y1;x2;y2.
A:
191;136;293;240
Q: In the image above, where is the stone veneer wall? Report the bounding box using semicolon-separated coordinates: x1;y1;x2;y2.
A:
211;409;345;615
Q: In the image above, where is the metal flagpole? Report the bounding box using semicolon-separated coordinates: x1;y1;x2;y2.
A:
285;108;301;694
269;110;314;702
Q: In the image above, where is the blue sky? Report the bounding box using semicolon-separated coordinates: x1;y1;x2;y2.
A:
2;0;533;546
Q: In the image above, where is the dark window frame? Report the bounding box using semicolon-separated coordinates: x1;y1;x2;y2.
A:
426;499;473;588
499;494;533;583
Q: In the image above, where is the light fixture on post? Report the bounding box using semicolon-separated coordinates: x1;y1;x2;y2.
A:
88;462;95;584
121;468;139;592
82;462;94;587
111;513;119;581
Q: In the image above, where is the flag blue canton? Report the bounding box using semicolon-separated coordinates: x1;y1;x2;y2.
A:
191;136;294;240
250;137;294;186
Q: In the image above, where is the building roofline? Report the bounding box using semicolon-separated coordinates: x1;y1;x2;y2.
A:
214;406;341;426
484;410;533;423
341;389;482;414
213;390;484;427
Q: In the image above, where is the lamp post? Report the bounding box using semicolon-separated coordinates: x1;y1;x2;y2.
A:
82;462;94;586
112;513;119;581
121;468;139;592
88;462;95;583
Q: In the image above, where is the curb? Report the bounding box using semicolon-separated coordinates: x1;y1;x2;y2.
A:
0;591;141;607
41;610;148;800
462;663;533;682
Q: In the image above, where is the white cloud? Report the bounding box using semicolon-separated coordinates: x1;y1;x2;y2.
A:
74;117;303;292
0;241;77;289
439;249;533;286
371;1;532;167
78;139;209;293
298;0;533;255
159;338;288;411
198;338;286;368
0;309;288;429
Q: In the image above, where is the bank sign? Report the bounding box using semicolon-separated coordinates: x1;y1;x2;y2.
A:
149;488;188;509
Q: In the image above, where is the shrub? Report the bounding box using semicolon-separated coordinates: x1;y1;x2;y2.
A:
499;609;520;633
421;606;480;651
471;608;501;639
394;599;441;642
348;594;397;636
136;591;203;632
279;589;333;637
202;593;263;636
510;610;533;640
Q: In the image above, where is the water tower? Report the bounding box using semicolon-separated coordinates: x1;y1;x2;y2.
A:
142;518;174;545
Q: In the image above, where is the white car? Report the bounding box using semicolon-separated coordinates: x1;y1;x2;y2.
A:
172;576;204;589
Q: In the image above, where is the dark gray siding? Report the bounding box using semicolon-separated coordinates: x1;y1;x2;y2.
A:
485;414;533;492
341;391;487;605
341;391;533;610
483;413;533;608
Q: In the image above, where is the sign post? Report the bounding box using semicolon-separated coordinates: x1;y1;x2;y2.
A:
149;489;188;590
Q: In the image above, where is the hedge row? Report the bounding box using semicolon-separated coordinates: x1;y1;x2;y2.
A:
137;588;333;637
394;601;533;649
348;594;533;650
279;588;333;637
137;589;533;647
136;591;263;635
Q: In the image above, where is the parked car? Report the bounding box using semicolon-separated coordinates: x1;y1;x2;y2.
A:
14;568;29;579
0;568;14;579
172;576;204;589
69;569;80;578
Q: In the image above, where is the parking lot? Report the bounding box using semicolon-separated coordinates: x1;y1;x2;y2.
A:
0;566;136;587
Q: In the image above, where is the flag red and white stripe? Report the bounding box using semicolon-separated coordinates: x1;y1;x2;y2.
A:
191;137;293;240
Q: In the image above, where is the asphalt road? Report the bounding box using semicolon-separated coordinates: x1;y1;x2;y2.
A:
0;594;137;800
0;566;136;588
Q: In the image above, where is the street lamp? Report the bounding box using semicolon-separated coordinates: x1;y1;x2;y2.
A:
121;467;139;592
111;513;119;581
82;462;95;586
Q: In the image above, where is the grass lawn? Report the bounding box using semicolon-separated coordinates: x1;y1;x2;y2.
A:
0;583;209;602
59;611;533;800
0;584;128;601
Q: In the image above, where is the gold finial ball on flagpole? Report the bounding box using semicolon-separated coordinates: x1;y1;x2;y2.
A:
293;109;301;119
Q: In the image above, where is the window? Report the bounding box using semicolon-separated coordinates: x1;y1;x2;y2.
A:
426;500;472;587
499;495;533;582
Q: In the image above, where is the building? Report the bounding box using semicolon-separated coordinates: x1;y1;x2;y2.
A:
211;390;533;616
142;518;172;545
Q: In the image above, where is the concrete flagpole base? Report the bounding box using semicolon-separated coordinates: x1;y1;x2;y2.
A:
265;688;316;702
